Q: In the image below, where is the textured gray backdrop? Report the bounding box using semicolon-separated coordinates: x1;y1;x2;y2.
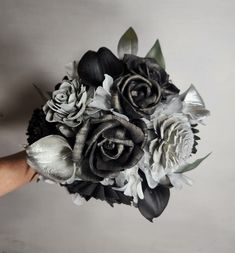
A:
0;0;234;252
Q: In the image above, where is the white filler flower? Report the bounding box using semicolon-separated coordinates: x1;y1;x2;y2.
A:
114;166;144;203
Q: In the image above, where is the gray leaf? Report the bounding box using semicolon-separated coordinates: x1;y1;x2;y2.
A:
146;39;166;70
117;27;138;59
175;153;211;173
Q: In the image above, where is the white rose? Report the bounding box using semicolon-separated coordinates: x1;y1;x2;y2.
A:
43;79;87;127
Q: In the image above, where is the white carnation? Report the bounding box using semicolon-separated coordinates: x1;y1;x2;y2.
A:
142;113;195;189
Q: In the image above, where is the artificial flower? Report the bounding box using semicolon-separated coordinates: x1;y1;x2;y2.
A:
43;79;87;127
77;47;124;87
123;54;179;97
111;74;162;119
72;114;148;182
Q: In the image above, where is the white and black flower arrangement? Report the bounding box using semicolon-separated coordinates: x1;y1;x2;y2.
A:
26;27;210;222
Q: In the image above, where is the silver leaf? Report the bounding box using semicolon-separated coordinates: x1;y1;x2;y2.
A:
181;85;210;123
181;84;205;106
175;153;211;173
182;104;210;124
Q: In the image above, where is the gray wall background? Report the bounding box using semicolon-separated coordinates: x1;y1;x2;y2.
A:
0;0;234;252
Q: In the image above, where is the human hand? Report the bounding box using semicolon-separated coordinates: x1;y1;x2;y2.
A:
0;151;37;197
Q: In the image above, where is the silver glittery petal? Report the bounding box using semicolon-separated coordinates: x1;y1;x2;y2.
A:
180;84;210;123
181;84;205;106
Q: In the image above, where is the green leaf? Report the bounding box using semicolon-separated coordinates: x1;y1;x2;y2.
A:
117;27;138;59
146;39;166;69
175;153;211;174
33;84;50;102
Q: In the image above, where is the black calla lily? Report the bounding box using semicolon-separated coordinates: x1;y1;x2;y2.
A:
137;172;170;222
77;47;124;87
138;185;170;222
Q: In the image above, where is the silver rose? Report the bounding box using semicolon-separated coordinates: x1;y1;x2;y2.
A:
43;79;87;127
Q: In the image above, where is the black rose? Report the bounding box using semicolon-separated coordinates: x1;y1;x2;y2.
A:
77;47;124;87
26;109;58;145
73;114;147;182
111;74;161;119
123;54;180;97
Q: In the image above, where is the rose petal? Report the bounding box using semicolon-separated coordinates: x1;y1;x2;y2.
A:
89;142;120;177
85;120;120;155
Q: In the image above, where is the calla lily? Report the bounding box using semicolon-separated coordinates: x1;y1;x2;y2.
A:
26;135;75;183
137;184;170;222
77;47;124;87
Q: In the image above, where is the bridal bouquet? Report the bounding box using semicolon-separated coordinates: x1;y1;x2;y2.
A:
26;28;210;222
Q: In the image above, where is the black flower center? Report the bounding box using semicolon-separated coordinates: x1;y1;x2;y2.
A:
103;140;116;150
125;77;160;110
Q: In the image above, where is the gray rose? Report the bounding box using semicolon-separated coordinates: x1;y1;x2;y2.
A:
73;114;148;182
111;74;161;119
43;79;87;127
